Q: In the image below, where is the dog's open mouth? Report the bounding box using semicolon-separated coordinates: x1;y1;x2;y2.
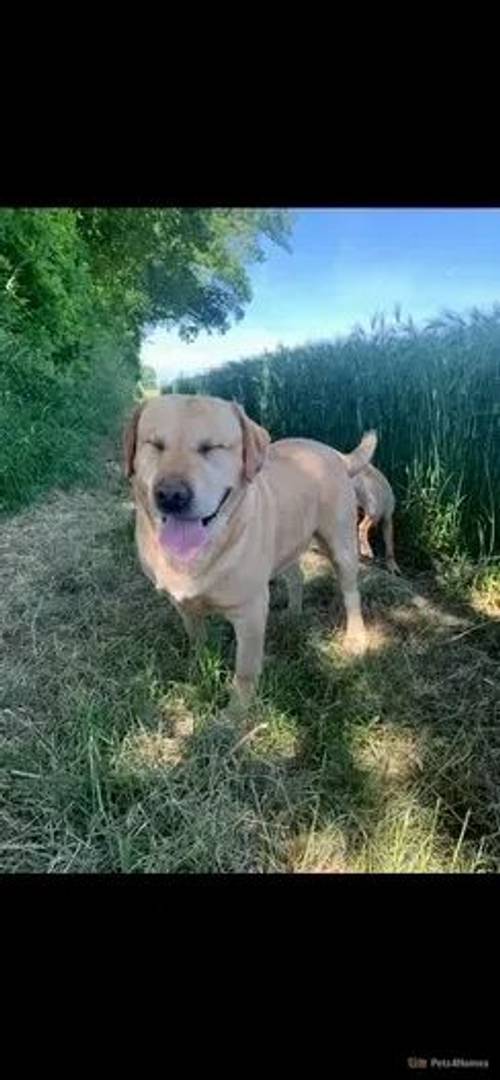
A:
201;487;232;526
158;488;232;560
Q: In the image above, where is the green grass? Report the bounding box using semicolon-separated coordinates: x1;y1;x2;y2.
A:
2;303;500;872
172;308;500;563
1;465;498;873
0;328;137;515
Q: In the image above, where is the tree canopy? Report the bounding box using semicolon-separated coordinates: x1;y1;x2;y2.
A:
0;208;292;372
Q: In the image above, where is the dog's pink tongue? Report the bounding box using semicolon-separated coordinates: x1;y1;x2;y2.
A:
159;517;207;559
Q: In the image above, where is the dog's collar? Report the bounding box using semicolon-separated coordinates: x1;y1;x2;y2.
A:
202;487;233;527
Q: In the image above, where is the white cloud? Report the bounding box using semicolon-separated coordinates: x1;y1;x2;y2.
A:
140;325;305;384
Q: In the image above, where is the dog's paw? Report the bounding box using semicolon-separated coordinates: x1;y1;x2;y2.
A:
217;698;249;728
386;559;401;575
343;630;367;657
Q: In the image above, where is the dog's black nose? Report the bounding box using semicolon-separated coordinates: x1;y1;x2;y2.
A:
154;480;193;516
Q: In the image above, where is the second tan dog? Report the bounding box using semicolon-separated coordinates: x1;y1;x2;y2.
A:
124;394;377;720
353;463;399;574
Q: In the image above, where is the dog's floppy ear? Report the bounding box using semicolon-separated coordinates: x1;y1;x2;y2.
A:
232;401;270;482
123;403;144;479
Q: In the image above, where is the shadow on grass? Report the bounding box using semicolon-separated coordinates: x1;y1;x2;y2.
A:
2;493;499;872
264;556;499;869
106;543;499;872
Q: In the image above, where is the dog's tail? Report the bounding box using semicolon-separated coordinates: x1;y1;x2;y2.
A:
341;430;377;478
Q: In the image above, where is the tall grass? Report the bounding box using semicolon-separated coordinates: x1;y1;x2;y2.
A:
0;328;136;514
171;309;500;562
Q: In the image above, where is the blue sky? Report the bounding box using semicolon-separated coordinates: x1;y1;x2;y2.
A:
141;209;500;384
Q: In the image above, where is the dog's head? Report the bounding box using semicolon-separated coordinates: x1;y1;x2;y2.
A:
123;394;270;561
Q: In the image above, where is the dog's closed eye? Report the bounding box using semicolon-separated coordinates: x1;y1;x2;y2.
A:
198;441;226;455
146;438;166;452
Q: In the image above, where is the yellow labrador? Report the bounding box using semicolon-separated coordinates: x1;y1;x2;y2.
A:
124;395;376;719
354;463;399;574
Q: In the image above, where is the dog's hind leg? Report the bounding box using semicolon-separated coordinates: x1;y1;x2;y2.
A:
382;514;400;574
358;512;376;560
281;562;304;615
318;498;367;656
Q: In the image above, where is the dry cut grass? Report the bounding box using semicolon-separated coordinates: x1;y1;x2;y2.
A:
1;464;499;873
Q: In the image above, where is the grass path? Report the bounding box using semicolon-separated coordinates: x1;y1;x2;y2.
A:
1;463;499;873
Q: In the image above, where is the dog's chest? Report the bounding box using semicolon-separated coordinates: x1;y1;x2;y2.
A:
136;514;210;607
176;592;213;617
162;567;217;616
136;509;252;615
167;575;205;606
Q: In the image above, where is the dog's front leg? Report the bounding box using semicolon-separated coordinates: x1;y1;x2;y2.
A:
181;611;206;647
281;562;304;614
171;601;207;656
179;611;208;682
222;588;270;722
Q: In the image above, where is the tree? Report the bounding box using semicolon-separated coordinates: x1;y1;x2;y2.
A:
1;208;292;374
76;208;292;341
1;208;293;510
0;209;96;364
